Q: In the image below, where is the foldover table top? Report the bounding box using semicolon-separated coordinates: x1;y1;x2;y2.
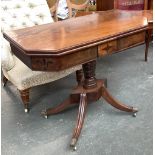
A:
3;10;149;56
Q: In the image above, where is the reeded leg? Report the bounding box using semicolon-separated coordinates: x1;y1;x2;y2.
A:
101;85;138;114
19;89;30;113
76;69;83;85
70;93;87;150
2;76;8;87
41;97;75;118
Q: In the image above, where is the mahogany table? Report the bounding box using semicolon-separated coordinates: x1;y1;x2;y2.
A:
3;10;150;150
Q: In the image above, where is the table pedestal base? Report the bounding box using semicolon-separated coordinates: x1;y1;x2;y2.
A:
41;80;137;150
41;60;138;150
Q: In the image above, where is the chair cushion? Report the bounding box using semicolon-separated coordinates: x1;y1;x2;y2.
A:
1;0;53;71
6;57;81;90
1;0;53;30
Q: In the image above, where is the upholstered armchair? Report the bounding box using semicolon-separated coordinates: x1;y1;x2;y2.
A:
1;0;82;113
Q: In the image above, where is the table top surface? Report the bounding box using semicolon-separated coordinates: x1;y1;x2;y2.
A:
4;10;150;56
76;10;153;22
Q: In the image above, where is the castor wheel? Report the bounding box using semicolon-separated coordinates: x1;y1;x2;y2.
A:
133;112;137;117
24;108;29;113
70;145;77;151
132;107;138;117
41;110;48;119
73;146;77;151
43;114;48;119
70;138;77;151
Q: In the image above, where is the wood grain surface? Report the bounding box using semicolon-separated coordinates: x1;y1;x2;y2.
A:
4;10;149;56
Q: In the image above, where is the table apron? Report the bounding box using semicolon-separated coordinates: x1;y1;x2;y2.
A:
98;31;146;57
10;29;148;72
30;46;98;71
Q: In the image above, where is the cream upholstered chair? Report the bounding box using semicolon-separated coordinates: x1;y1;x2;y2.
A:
1;0;82;113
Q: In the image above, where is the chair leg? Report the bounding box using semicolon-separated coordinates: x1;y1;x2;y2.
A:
19;89;30;113
145;29;151;61
2;76;8;87
76;69;83;85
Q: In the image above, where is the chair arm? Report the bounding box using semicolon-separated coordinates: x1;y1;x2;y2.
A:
1;38;15;71
49;0;60;21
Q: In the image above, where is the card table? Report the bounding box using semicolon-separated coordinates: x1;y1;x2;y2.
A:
3;10;152;150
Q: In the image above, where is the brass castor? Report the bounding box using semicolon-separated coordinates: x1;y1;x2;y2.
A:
70;145;77;151
133;112;137;117
41;110;48;119
44;115;48;119
70;138;77;151
24;108;29;113
132;107;138;117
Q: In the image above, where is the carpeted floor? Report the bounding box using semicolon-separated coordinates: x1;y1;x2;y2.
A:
1;44;153;155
